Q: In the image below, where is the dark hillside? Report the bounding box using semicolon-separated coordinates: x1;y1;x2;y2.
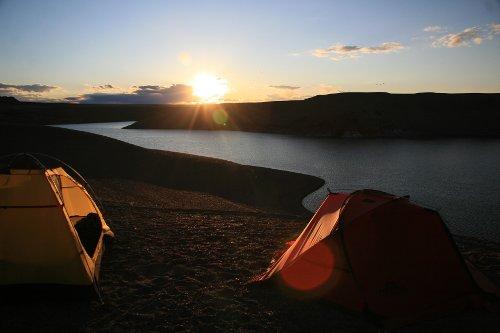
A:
0;102;158;125
1;93;499;138
127;93;500;138
0;96;20;104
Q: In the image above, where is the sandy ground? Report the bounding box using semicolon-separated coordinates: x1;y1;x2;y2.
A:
1;179;499;332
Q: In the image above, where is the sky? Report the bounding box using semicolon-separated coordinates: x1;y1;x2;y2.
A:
0;0;499;103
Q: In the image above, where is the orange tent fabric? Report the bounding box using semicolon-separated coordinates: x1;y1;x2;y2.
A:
256;190;498;327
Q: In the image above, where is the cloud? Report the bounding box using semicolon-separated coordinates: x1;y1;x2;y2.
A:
312;42;404;61
67;84;196;104
0;83;57;94
269;85;300;90
0;83;59;101
491;22;500;35
91;84;115;90
423;25;444;33
433;26;484;47
428;22;500;48
64;96;82;102
266;83;342;101
316;84;342;94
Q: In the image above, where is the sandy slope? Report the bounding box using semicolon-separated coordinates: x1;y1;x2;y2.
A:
0;124;323;215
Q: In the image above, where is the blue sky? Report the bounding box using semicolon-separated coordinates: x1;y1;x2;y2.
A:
0;0;499;103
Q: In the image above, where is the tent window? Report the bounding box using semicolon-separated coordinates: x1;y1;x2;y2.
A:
74;213;102;258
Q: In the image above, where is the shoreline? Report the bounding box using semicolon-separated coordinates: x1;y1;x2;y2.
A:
61;121;500;141
0;123;324;216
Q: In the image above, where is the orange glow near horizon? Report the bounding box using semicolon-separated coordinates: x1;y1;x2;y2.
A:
192;73;228;103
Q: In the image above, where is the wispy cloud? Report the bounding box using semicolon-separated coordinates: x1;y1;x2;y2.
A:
432;26;484;47
316;84;342;94
66;84;196;104
91;84;115;90
423;25;444;33
0;83;57;94
312;42;404;61
0;83;59;101
491;22;500;35
432;23;499;48
266;83;342;101
269;85;300;90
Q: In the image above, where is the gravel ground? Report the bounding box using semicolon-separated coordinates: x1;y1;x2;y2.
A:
1;179;498;332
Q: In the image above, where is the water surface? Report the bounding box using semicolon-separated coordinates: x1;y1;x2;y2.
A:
56;122;500;241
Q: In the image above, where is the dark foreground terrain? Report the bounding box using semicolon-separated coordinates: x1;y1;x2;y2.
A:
0;125;499;331
2;92;500;138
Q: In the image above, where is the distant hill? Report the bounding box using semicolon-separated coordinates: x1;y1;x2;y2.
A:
0;102;159;125
0;96;20;104
126;93;500;138
1;93;499;138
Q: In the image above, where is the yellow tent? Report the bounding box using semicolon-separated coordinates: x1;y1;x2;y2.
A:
0;154;114;290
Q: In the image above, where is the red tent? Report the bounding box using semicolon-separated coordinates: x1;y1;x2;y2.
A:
255;190;498;327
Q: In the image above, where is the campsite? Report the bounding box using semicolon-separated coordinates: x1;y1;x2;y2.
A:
1;1;500;332
1;123;499;331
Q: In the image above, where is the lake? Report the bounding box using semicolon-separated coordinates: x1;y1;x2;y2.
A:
55;122;500;241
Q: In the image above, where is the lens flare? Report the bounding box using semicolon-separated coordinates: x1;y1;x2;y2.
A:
212;109;228;125
280;242;334;292
178;52;192;66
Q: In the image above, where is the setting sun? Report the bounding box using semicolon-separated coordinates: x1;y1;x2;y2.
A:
192;73;228;103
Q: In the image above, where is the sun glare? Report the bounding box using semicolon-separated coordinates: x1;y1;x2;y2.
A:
192;73;228;103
